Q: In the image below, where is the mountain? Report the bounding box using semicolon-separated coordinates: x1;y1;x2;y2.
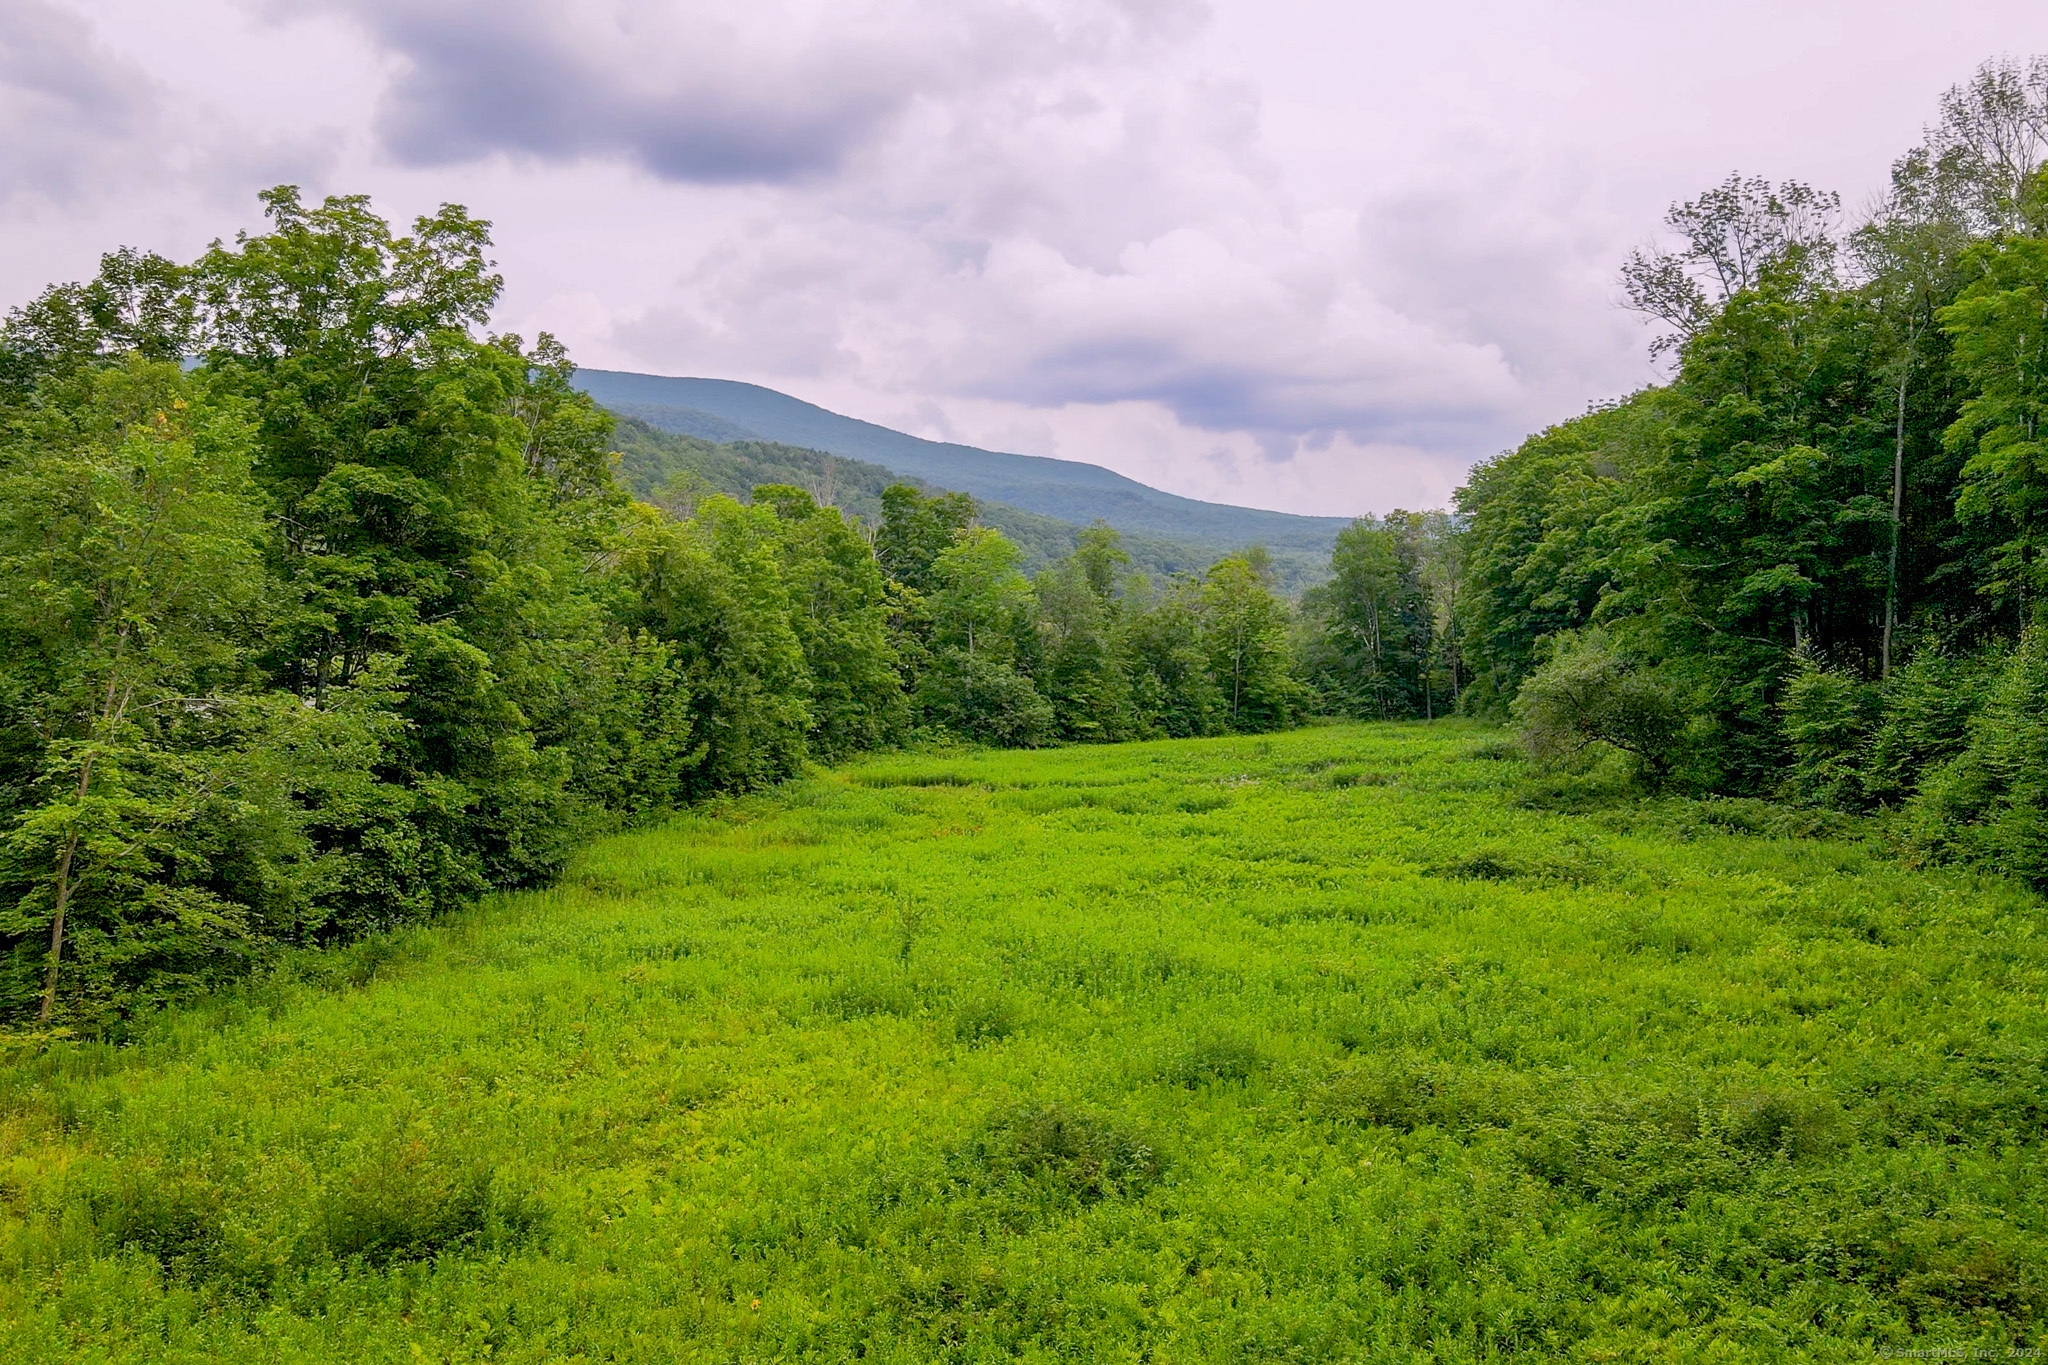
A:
605;416;1238;585
573;370;1355;583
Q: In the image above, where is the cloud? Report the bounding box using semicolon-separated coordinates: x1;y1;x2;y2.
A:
595;62;1541;464
277;0;1207;183
21;0;2048;517
0;1;158;205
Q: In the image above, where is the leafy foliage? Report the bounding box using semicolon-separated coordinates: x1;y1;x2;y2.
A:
0;190;1318;1025
1450;56;2048;885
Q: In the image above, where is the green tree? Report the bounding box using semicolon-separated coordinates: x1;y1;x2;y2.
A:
920;528;1053;745
876;483;977;595
617;498;810;797
1123;576;1219;739
1303;516;1429;718
1942;230;2048;603
755;485;904;758
0;360;275;1022
1198;555;1299;732
1033;556;1132;742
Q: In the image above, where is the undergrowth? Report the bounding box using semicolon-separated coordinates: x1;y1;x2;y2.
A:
1;720;2042;1361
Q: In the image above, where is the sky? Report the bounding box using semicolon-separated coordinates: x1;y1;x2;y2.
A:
5;1;2048;516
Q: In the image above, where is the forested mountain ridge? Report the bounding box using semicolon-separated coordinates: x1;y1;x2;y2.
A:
574;368;1353;584
606;415;1286;587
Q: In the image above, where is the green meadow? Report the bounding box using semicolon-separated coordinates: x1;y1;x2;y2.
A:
3;722;2044;1362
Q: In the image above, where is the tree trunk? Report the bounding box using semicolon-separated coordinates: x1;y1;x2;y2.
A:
40;640;133;1022
37;828;81;1024
38;747;98;1024
1883;370;1908;679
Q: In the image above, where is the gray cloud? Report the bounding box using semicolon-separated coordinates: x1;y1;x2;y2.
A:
17;0;2048;516
360;9;899;179
0;1;156;203
981;335;1513;449
280;0;1206;183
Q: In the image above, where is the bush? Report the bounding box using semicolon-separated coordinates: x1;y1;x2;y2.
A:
1779;652;1880;808
1912;623;2048;889
968;1103;1161;1202
1723;1088;1837;1159
953;995;1020;1045
99;1169;238;1286
917;657;1057;749
1309;1062;1454;1132
1512;633;1689;783
1161;1032;1266;1087
816;978;915;1021
321;1149;545;1267
1864;647;2006;805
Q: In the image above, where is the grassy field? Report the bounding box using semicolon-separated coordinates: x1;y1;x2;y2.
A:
2;722;2044;1361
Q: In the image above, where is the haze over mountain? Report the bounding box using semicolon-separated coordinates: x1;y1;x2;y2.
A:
575;370;1355;580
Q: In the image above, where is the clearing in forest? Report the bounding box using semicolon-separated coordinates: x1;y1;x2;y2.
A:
3;722;2043;1361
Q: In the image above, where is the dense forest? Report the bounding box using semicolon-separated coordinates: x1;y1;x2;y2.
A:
1452;55;2048;889
7;54;2048;1030
0;190;1323;1030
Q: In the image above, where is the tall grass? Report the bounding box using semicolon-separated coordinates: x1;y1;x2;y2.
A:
1;721;2042;1360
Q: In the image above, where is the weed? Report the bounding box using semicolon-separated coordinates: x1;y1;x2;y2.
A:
10;720;2047;1358
968;1103;1162;1202
1464;738;1522;762
1722;1088;1837;1159
953;995;1020;1046
895;900;926;966
321;1145;546;1267
98;1169;234;1285
1433;851;1522;881
1309;1061;1456;1131
817;978;914;1020
1162;1032;1266;1087
852;770;984;789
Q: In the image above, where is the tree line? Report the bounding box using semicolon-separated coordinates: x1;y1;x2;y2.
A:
1455;55;2048;888
4;189;1454;1029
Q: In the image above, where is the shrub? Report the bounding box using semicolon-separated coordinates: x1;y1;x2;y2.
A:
968;1103;1162;1202
321;1149;545;1266
1463;737;1522;762
1864;646;2006;805
1162;1032;1266;1087
1779;652;1879;808
1308;1062;1456;1132
953;995;1020;1046
1433;851;1521;882
98;1169;236;1285
917;657;1057;749
817;978;914;1021
1512;633;1689;782
1722;1088;1837;1159
1912;624;2048;890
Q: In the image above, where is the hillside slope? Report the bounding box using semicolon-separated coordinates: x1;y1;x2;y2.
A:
574;370;1354;568
607;417;1231;582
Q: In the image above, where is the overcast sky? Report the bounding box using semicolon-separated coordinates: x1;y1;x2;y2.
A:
7;1;2048;515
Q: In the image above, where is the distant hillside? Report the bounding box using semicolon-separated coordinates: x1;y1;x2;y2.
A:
607;417;1228;583
575;370;1352;584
